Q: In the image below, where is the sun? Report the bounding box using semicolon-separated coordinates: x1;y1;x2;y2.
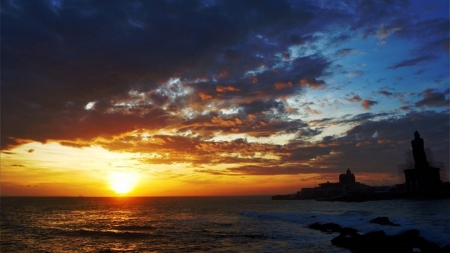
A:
108;171;139;195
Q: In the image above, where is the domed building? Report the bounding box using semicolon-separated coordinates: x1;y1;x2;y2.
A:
339;168;356;186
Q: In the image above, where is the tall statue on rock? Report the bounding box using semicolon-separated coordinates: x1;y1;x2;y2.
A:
411;131;428;169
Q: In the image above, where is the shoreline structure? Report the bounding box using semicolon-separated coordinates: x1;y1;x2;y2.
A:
272;131;450;201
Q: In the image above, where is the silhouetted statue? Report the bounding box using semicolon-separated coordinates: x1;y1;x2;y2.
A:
411;131;428;169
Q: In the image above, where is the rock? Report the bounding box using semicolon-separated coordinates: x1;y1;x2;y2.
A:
340;227;358;236
308;219;445;252
412;237;444;253
330;228;446;253
399;229;420;238
369;216;400;226
331;229;360;249
335;230;415;253
322;223;342;233
308;222;342;233
308;222;322;230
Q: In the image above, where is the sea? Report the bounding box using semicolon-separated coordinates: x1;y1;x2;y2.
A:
1;196;449;253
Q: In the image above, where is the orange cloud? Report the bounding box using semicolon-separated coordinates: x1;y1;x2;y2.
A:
216;85;241;92
377;139;393;145
361;100;378;110
355;141;371;147
274;82;293;90
286;107;298;114
211;117;243;127
199;92;213;100
216;70;229;79
299;78;326;89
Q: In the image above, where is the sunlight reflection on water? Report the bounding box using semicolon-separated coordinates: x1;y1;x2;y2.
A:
1;197;448;252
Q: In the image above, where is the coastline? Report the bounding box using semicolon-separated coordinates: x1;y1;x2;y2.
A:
272;183;450;202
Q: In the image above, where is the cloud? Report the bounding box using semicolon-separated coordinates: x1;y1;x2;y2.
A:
274;82;293;90
216;85;241;92
399;106;410;111
0;0;448;188
347;70;363;77
377;24;402;44
379;90;394;97
0;0;333;150
413;69;425;75
348;95;362;103
388;55;437;69
211;117;243;127
199;92;213;100
299;78;326;90
311;110;449;175
225;165;313;175
335;48;356;57
305;106;321;115
415;89;449;107
361;100;378;110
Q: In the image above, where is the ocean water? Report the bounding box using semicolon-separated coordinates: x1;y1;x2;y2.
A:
1;196;449;252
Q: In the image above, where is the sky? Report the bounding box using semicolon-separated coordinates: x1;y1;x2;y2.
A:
1;0;449;196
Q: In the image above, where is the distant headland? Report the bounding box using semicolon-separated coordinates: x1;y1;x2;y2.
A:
272;131;450;201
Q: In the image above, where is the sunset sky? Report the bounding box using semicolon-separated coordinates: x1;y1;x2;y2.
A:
1;0;449;196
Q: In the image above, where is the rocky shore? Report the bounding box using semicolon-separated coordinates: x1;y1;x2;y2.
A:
308;217;450;253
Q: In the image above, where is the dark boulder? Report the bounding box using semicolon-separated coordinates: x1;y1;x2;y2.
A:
369;216;400;226
340;227;358;236
331;228;446;253
332;230;412;253
308;222;322;230
308;222;342;233
308;219;446;252
331;228;360;249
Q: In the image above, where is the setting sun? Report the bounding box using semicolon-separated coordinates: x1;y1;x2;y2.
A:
108;171;139;195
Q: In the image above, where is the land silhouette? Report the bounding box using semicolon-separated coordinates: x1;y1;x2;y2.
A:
272;131;450;201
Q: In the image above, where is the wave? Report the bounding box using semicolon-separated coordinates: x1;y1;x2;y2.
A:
61;228;150;239
112;225;155;231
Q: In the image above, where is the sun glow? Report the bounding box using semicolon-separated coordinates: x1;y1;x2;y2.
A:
108;171;139;195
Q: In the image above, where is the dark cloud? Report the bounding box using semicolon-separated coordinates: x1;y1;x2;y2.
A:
1;0;337;150
114;111;442;177
225;165;314;176
1;0;448;186
415;89;449;107
413;69;425;75
11;164;26;167
387;55;437;69
379;90;394;97
338;112;392;125
339;111;449;173
399;106;410;111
